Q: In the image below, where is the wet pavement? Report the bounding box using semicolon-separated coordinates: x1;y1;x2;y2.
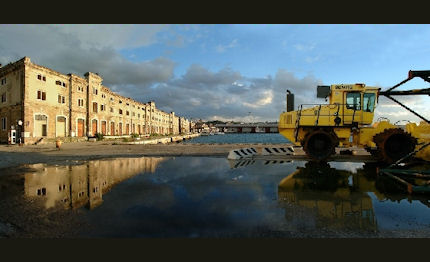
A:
1;156;430;238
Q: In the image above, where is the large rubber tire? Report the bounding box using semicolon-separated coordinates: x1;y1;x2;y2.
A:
303;129;338;161
373;128;417;164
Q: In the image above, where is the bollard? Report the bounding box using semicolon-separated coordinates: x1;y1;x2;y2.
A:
56;139;62;150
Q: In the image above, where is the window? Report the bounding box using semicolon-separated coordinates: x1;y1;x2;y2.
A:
101;94;106;99
58;184;66;192
93;102;98;112
77;86;84;92
37;90;46;101
1;93;6;103
126;111;129;116
1;117;6;131
37;75;41;80
126;103;129;106
101;104;105;111
346;92;361;110
110;107;114;113
119;109;123;115
58;95;65;104
37;75;46;81
119;100;122;104
77;99;84;107
132;112;135;117
1;78;6;85
55;80;66;87
110;97;114;102
93;88;98;95
37;188;47;196
363;93;376;112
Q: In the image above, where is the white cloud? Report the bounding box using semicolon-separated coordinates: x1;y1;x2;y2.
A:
215;39;238;53
293;43;316;51
305;56;320;63
50;24;169;50
242;90;273;108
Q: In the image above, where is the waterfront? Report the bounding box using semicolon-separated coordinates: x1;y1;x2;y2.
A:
1;156;429;238
183;133;289;144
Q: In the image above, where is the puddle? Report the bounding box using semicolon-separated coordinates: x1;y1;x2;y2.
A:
0;156;429;238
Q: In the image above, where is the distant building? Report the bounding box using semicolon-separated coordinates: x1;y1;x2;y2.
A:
0;57;192;144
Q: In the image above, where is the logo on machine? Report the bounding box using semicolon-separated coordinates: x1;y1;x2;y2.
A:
334;85;353;90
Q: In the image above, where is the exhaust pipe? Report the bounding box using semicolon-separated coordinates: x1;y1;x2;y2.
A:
286;90;294;112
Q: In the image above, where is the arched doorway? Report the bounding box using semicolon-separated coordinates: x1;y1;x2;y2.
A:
110;122;115;135
77;119;85;137
56;116;66;137
101;121;107;135
34;114;48;137
92;119;98;136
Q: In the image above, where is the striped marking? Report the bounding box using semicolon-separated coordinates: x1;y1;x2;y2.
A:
231;159;290;169
227;147;258;159
261;147;294;156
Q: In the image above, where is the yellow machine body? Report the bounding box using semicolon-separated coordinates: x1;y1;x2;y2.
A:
278;83;430;162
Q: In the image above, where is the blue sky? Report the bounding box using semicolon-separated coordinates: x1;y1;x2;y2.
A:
1;24;429;122
119;24;430;85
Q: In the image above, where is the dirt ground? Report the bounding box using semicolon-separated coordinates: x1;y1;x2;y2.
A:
0;140;374;170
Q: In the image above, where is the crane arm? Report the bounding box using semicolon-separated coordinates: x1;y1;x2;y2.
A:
378;70;430;123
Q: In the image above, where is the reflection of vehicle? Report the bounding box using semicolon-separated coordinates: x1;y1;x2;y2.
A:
277;161;430;233
278;162;380;232
278;70;430;163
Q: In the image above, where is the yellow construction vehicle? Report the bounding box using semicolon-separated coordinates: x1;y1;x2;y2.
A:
278;70;430;163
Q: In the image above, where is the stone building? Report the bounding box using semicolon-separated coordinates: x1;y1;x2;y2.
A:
179;117;190;134
0;57;192;144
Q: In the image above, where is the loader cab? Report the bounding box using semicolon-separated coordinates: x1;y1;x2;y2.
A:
328;84;378;126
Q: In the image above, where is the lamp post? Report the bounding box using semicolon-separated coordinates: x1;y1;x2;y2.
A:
17;120;23;145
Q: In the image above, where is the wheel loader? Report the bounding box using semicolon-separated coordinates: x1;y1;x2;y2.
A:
278;70;430;163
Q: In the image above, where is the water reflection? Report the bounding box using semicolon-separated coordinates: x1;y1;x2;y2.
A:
1;156;430;238
23;157;166;210
278;162;380;233
277;161;430;234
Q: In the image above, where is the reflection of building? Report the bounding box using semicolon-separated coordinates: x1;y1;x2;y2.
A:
278;162;378;232
24;157;166;209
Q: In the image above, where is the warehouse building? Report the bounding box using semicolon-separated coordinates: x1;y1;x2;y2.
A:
0;57;191;144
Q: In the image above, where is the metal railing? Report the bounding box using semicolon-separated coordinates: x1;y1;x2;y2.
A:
296;103;362;127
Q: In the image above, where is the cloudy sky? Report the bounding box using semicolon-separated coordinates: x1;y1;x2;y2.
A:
1;24;429;123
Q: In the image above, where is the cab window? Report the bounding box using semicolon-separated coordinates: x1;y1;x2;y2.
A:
363;93;376;112
346;92;361;110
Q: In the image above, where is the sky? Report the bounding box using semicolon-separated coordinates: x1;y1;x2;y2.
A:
0;24;429;123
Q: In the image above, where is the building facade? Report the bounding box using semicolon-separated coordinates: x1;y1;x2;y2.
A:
0;57;193;144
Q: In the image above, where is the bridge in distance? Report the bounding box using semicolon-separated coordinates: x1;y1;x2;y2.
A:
215;122;278;133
